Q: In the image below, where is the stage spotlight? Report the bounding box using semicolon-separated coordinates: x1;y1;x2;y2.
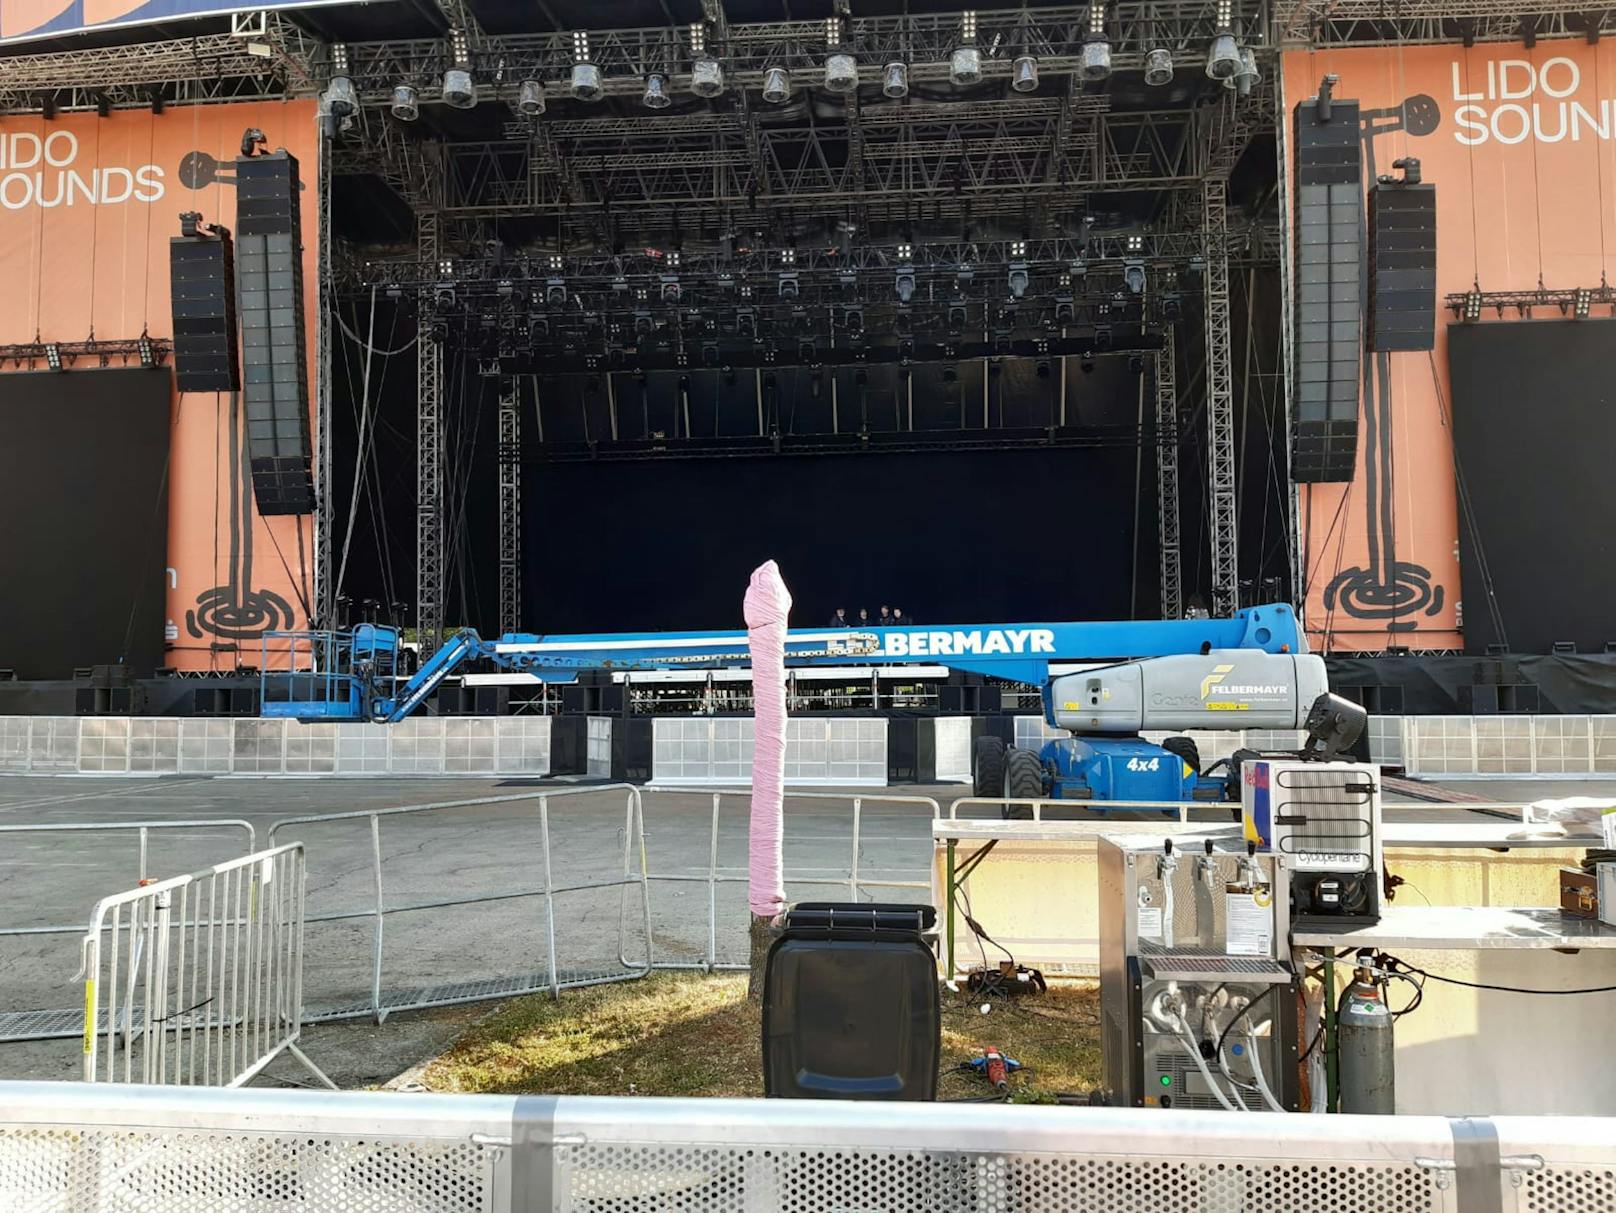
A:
1094;325;1113;351
895;269;916;302
942;363;959;383
691;55;725;97
1162;295;1183;320
1035;358;1051;379
1011;56;1038;92
138;333;155;368
1081;2;1111;81
762;67;792;103
702;342;720;367
798;340;816;363
1206;32;1240;79
545;279;566;305
1123;259;1146;294
950;46;982;86
634;312;655;335
825;53;858;94
660;276;681;302
44;343;62;371
1007;263;1029;299
948;303;968;331
517;79;546;116
643;73;671;108
1228;45;1260;94
1463;291;1482;322
571;62;604;102
1080;357;1095;374
323;75;356;119
883;61;909;99
1576;287;1592;318
96;94;111;118
1128;353;1145;374
390;84;420;120
1145;47;1174;85
778;272;800;298
1054;296;1074;322
442;67;476;109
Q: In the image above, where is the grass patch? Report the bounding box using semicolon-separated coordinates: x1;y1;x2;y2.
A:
424;971;1101;1101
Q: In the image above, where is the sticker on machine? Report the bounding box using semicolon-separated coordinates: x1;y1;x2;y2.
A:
1137;906;1164;942
1224;890;1273;957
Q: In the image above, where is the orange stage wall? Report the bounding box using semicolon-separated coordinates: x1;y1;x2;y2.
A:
1281;43;1616;652
0;100;319;670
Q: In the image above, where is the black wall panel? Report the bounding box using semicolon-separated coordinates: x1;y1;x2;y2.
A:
0;369;171;678
1449;319;1616;654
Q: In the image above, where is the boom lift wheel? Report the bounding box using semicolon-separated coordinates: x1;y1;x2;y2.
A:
972;736;1007;798
1002;748;1044;820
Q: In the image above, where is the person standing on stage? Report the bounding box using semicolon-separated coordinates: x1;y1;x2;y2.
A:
856;608;872;627
892;607;909;625
878;605;893;626
829;607;850;628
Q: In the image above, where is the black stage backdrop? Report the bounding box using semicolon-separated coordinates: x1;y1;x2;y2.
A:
1449;319;1616;655
0;369;171;678
524;446;1135;632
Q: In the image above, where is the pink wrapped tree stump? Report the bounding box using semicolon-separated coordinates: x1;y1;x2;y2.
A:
744;559;792;999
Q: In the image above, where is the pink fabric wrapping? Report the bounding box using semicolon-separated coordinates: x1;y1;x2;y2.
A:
744;560;792;918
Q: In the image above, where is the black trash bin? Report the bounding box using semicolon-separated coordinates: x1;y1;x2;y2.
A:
762;903;939;1101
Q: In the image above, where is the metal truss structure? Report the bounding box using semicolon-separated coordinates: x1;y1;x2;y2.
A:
1201;177;1239;617
314;134;335;629
1154;324;1182;620
416;211;445;655
0;336;168;370
1279;0;1616;46
497;376;522;635
1444;284;1616;318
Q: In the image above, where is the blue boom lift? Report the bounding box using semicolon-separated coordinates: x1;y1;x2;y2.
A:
261;603;1338;809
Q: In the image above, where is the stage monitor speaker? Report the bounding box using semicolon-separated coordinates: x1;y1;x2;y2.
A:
169;231;239;392
235;151;314;515
1367;182;1437;352
1292;96;1363;483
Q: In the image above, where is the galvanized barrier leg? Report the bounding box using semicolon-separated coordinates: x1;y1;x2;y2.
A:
634;789;654;974
850;798;862;901
368;815;386;1024
539;795;560;999
707;793;720;973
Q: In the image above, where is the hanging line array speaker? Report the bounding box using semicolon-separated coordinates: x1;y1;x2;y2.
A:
235;150;314;515
169;226;239;393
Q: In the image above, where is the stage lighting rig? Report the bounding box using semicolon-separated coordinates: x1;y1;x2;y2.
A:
1081;3;1112;81
1207;1;1241;79
516;79;545;117
762;67;791;103
778;272;800;299
571;32;604;101
643;74;671;108
1228;45;1260;94
390;84;419;120
324;44;357;119
690;25;725;98
895;268;917;302
545;279;566;305
1054;295;1074;323
660;275;681;302
1144;47;1173;86
951;11;982;85
883;62;909;98
1575;287;1592;318
826;53;859;94
443;30;476;109
1007;263;1029;299
1012;55;1038;92
1094;325;1113;351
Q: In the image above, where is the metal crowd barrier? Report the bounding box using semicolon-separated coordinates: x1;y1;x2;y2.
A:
629;790;940;972
0;819;258;1043
948;795;1199;821
77;844;332;1089
266;786;653;1022
3;1081;1614;1211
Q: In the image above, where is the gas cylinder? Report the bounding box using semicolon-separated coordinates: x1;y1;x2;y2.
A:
1337;960;1395;1114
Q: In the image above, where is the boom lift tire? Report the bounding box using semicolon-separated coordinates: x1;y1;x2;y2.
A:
1160;735;1201;777
973;736;1007;798
1002;748;1044;819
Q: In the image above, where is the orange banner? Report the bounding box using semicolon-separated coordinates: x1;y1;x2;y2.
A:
0;101;319;669
1281;42;1616;652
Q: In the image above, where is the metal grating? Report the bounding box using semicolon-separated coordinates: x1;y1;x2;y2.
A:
554;1146;1446;1212
1139;948;1291;982
1524;1169;1616;1212
0;1127;497;1212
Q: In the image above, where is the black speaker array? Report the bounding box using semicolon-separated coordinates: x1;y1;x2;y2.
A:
1292;99;1363;483
235;151;314;515
1367;182;1437;352
169;231;240;393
